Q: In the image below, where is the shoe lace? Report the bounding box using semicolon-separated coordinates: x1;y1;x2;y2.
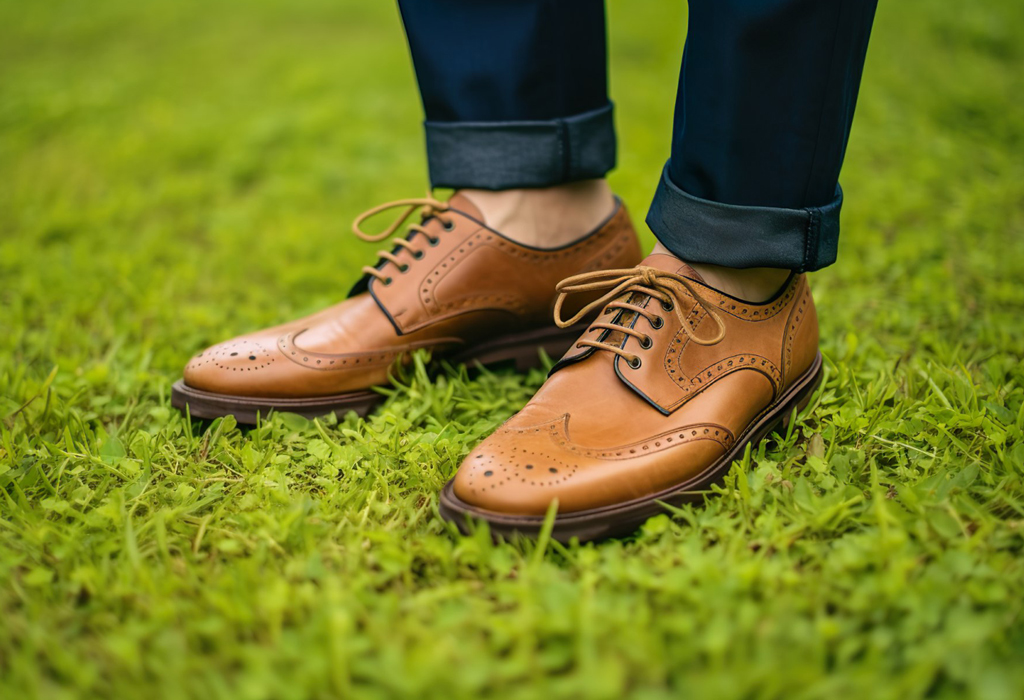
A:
351;195;453;285
553;266;727;368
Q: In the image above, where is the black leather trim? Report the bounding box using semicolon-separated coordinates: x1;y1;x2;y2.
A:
610;298;672;417
367;278;405;337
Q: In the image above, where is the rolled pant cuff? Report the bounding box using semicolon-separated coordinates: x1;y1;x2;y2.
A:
424;103;616;190
645;163;843;272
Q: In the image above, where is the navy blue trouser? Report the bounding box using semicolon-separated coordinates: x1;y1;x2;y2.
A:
397;0;877;271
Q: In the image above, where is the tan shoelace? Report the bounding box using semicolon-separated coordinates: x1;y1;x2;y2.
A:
352;196;453;284
553;266;727;368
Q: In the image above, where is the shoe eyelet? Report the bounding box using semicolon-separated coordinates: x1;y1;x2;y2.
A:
383;277;393;286
442;220;455;231
399;264;410;273
429;237;440;247
662;301;674;312
651;316;664;329
628;356;642;370
640;336;653;350
413;251;425;260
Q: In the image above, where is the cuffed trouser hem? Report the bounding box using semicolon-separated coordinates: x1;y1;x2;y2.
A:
424;103;616;190
646;163;843;272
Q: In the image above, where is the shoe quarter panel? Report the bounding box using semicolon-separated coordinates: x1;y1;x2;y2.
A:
368;218;487;333
781;277;819;389
374;204;643;335
612;277;803;415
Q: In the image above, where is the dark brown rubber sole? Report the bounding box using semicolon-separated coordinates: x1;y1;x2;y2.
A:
171;321;590;424
438;352;825;543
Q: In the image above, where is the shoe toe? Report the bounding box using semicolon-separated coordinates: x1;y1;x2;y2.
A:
453;415;733;518
183;336;280;395
453;422;584;517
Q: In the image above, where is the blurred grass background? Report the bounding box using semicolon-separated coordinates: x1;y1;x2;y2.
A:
1;0;1023;698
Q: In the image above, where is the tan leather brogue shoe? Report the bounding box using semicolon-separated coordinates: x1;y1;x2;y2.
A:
440;253;823;542
171;194;642;422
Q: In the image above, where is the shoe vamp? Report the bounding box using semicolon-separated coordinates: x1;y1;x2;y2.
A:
511;353;776;450
291;293;416;354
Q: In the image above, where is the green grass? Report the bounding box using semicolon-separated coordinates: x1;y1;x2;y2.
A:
2;0;1023;697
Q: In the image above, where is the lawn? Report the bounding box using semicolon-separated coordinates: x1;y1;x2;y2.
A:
1;0;1023;698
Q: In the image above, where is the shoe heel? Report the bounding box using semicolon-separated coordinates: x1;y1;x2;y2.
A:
773;357;825;436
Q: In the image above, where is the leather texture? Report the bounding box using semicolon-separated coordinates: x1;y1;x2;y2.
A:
452;253;820;515
182;195;642;398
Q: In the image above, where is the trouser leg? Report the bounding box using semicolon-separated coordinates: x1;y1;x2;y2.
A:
397;0;615;190
647;0;878;271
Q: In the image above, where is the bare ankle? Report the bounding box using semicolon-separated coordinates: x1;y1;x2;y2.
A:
650;242;790;302
460;180;615;248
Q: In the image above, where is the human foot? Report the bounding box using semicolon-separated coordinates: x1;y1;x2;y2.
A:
650;242;790;303
172;193;642;423
440;252;821;542
461;179;616;249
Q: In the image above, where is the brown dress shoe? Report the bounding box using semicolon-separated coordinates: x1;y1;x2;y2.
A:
171;194;642;422
440;253;823;542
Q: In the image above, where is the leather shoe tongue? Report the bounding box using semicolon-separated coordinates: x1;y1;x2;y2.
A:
604;253;707;345
638;253;706;283
448;193;484;222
